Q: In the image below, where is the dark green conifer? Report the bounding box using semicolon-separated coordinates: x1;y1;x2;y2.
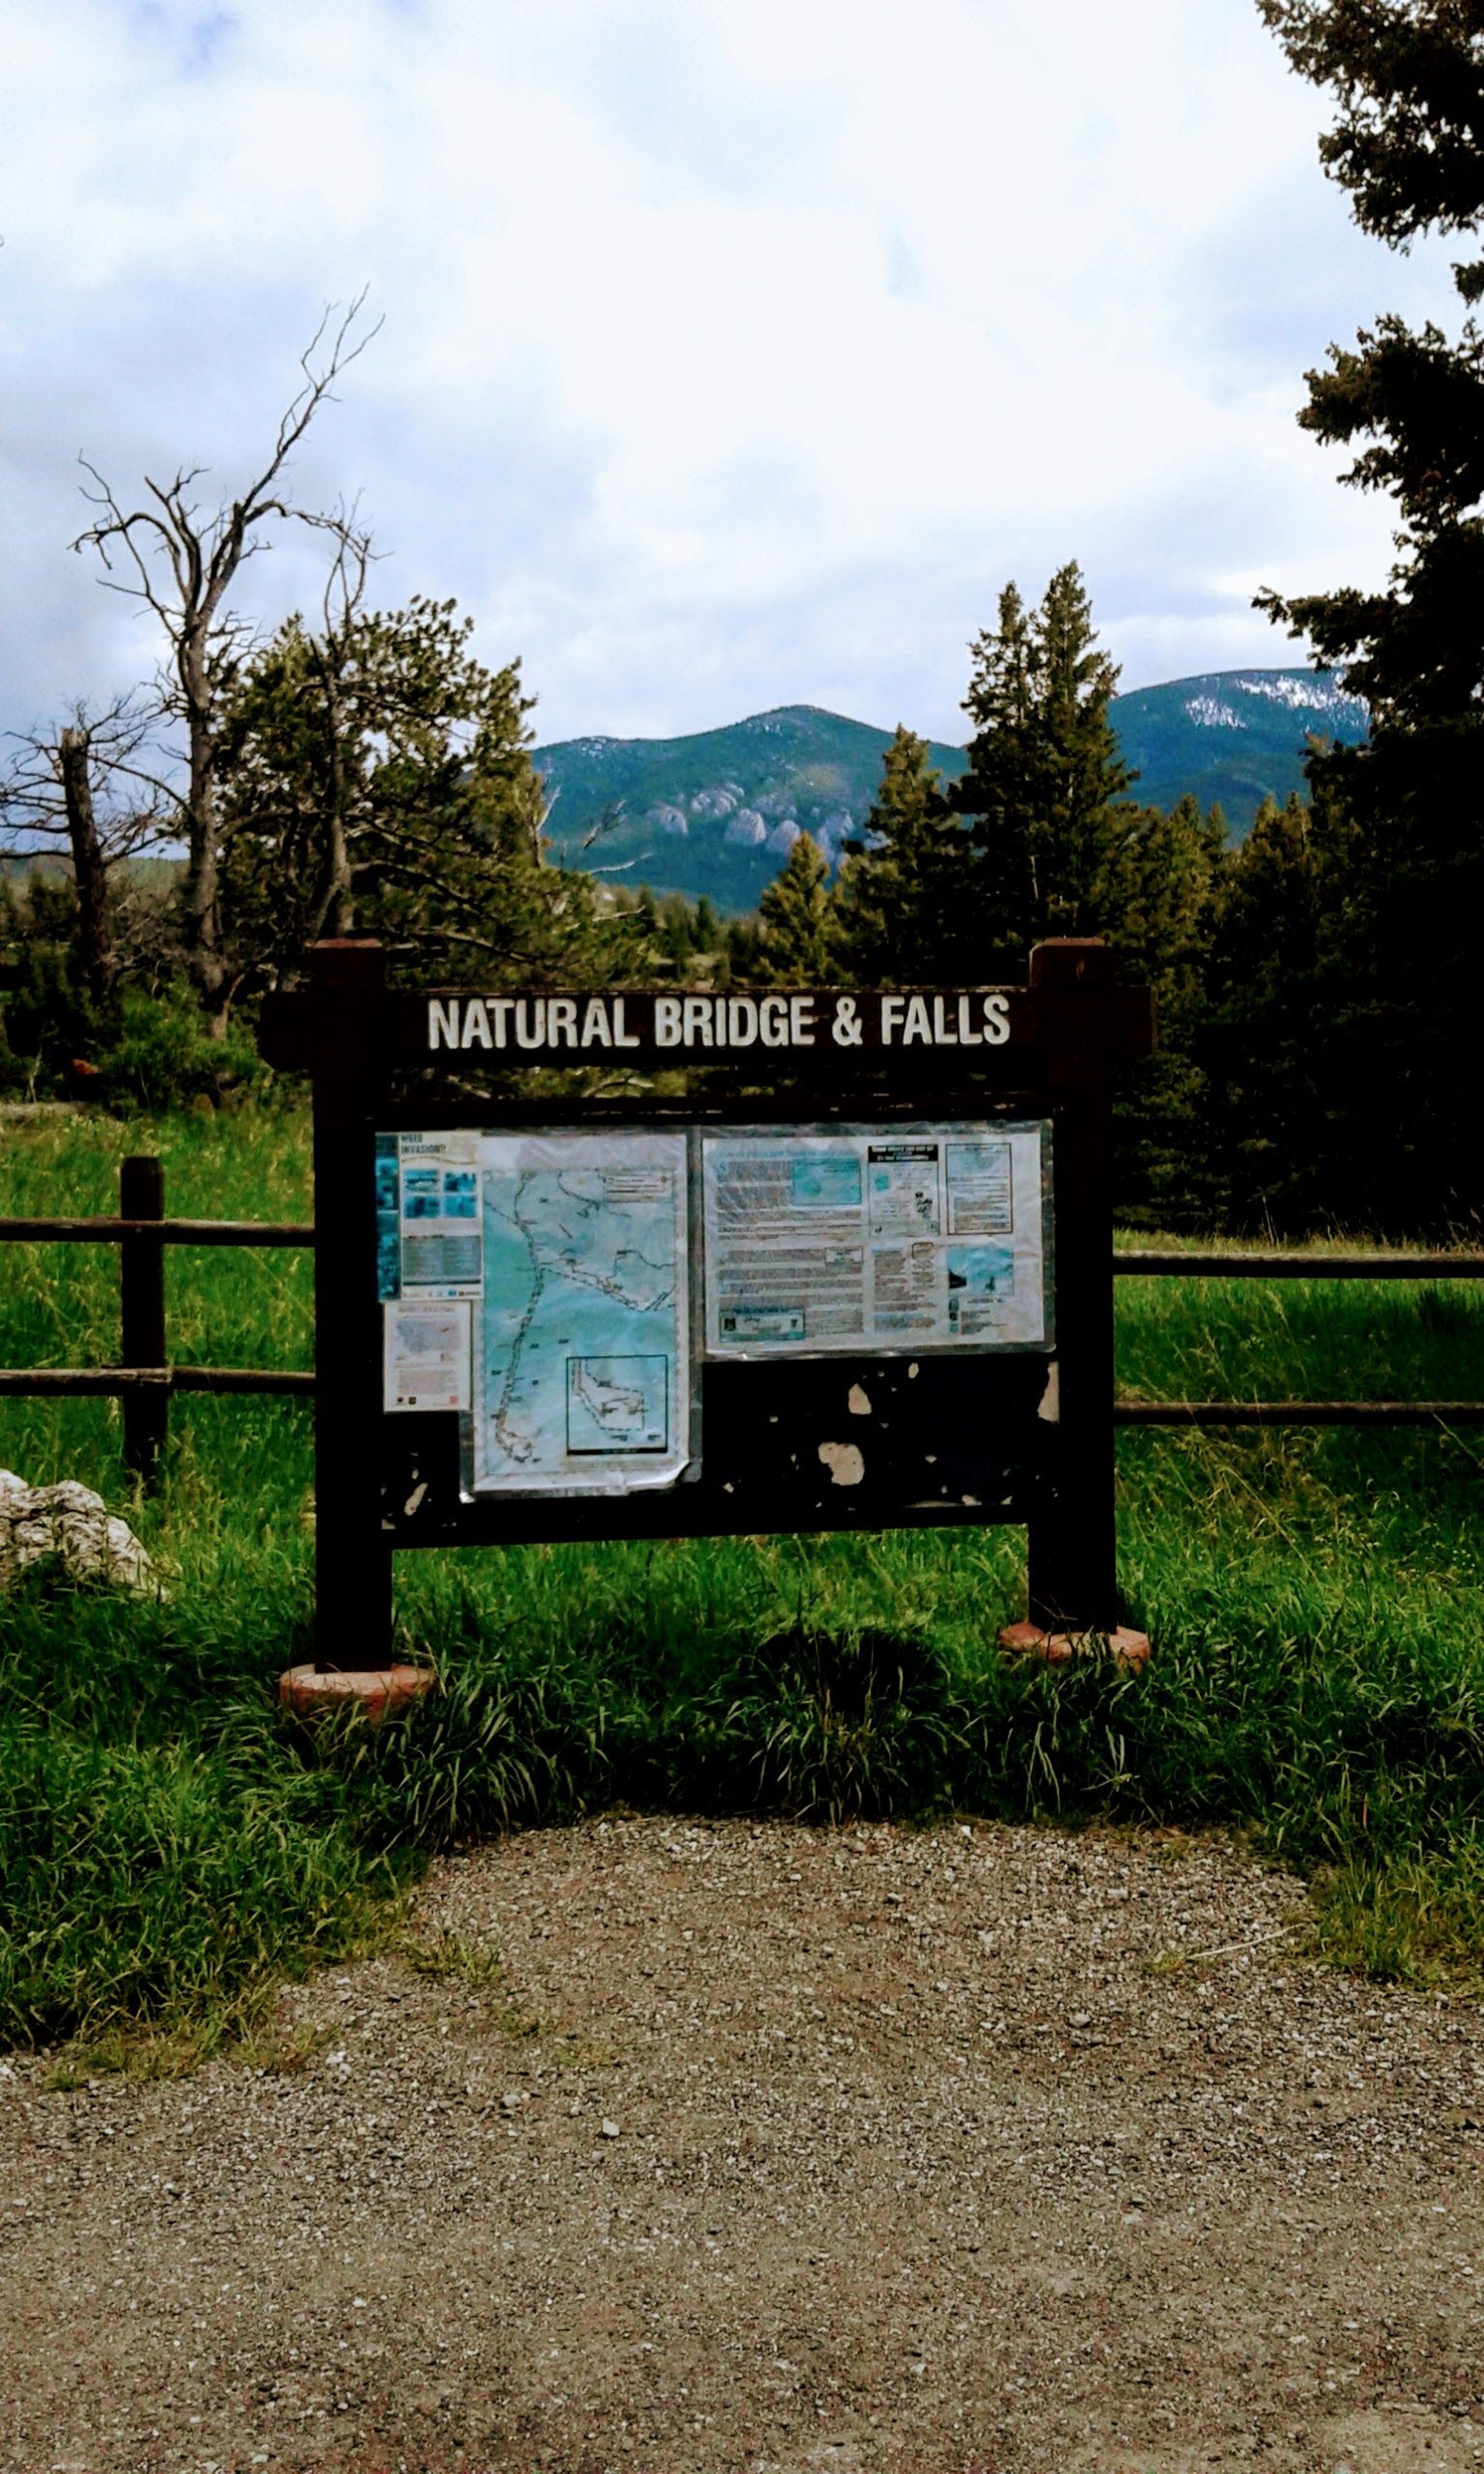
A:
1101;794;1230;1225
1197;794;1334;1232
756;832;840;982
1255;0;1484;1228
836;725;962;983
953;563;1135;972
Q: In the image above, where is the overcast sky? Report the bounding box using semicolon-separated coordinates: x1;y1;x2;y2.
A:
0;0;1460;751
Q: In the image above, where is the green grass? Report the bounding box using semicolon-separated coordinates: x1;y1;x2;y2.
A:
2;1101;1483;2057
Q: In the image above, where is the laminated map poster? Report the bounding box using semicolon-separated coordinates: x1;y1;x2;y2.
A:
701;1121;1052;1358
378;1130;691;1494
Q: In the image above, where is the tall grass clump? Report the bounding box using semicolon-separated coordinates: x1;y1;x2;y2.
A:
0;1560;397;2053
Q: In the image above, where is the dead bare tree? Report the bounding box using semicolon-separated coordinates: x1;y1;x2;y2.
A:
0;695;171;1006
302;519;374;947
71;295;380;1032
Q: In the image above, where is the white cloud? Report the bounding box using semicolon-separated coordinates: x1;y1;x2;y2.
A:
0;0;1464;753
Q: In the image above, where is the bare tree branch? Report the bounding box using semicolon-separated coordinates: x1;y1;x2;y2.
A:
68;295;381;1029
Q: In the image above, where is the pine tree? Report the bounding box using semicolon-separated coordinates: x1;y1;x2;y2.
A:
953;563;1135;973
756;833;841;982
836;725;963;983
1255;0;1484;1228
1100;794;1230;1226
0;874;97;1096
1196;792;1346;1233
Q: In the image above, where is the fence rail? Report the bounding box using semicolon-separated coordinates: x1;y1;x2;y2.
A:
2;1159;1482;1486
0;1216;316;1248
1116;1248;1484;1281
1115;1399;1484;1426
0;1366;315;1396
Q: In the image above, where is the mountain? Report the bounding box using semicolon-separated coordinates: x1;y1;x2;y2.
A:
1110;668;1368;822
535;705;970;915
532;668;1370;914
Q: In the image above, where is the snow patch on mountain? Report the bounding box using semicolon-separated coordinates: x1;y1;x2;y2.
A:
1185;696;1246;731
1235;673;1369;722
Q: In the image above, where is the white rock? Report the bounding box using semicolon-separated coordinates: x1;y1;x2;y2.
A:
0;1472;157;1593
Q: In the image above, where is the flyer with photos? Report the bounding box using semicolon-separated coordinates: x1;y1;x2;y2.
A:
701;1121;1051;1358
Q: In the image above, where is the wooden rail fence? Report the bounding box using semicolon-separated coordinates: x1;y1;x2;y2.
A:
0;1159;1482;1488
0;1155;315;1484
1111;1247;1484;1431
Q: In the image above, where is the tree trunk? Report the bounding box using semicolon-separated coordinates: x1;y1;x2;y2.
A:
58;727;114;1009
306;654;354;944
177;618;229;1031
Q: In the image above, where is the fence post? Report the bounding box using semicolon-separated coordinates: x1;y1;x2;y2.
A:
120;1154;168;1488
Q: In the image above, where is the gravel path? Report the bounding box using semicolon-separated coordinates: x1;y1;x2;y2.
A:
5;1816;1484;2474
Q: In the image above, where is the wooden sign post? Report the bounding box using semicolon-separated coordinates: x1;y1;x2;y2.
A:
260;937;1154;1704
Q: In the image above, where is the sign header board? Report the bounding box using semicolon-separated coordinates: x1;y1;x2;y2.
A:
259;970;1155;1077
423;988;1011;1059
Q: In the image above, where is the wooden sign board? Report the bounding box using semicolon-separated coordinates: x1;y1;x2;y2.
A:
259;939;1154;1669
262;975;1154;1075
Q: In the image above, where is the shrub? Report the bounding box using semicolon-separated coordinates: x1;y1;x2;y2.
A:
91;983;264;1113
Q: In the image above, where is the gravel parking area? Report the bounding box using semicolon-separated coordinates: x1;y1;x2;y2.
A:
5;1816;1484;2474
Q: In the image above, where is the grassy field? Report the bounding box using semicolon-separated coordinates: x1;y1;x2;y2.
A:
2;1102;1483;2060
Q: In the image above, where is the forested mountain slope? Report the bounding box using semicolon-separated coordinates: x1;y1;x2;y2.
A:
534;669;1367;910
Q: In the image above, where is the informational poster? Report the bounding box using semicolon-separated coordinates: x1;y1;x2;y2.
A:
376;1130;691;1494
376;1131;483;1301
701;1121;1051;1357
383;1302;472;1412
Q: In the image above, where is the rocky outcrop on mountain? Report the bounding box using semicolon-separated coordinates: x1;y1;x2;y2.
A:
812;808;855;862
690;784;744;821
